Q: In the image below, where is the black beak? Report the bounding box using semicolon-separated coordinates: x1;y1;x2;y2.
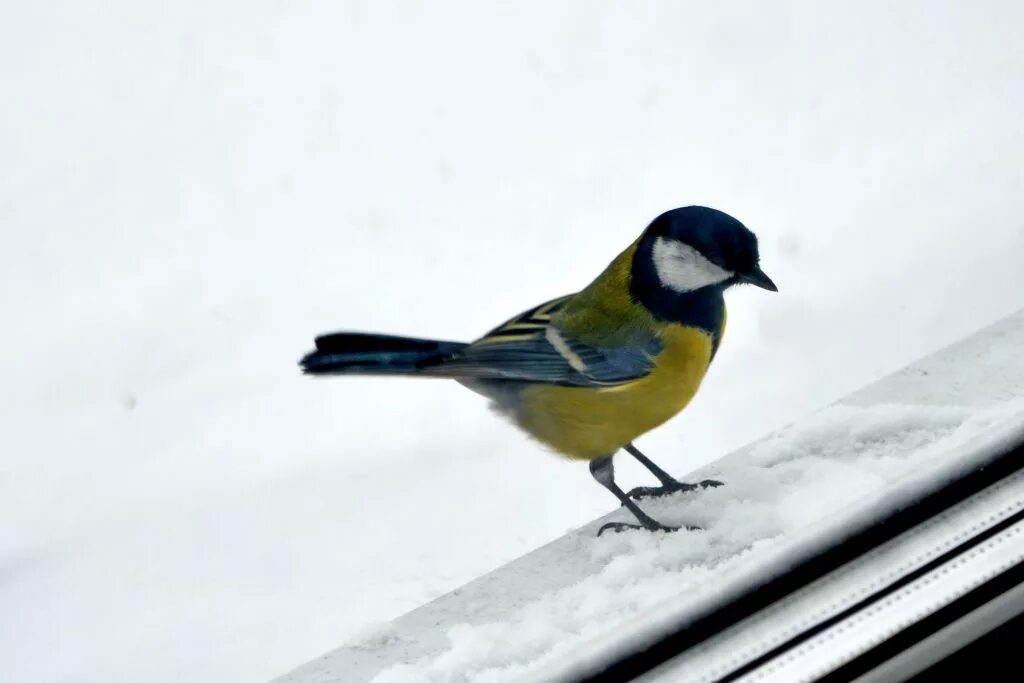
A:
743;266;778;292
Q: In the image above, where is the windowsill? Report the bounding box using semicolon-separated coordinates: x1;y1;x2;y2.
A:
274;310;1024;683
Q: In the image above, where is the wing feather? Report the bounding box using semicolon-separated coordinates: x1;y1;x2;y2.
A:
425;296;658;386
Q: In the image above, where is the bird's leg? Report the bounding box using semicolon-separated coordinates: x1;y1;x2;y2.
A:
623;442;723;501
589;456;689;536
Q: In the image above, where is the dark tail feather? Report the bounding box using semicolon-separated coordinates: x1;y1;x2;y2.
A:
299;332;469;376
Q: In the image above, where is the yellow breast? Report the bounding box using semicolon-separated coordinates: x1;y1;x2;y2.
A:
515;324;715;460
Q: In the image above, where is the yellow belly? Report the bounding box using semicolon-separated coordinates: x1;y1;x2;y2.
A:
515;325;714;460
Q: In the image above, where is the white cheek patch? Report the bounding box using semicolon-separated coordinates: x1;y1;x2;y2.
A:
651;237;733;293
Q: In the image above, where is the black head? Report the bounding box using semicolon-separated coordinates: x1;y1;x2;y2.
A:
634;206;776;295
629;206;776;327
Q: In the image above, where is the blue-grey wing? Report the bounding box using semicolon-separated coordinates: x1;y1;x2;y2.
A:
427;296;659;387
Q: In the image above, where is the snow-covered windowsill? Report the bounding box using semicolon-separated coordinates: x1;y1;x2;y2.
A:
274;310;1024;683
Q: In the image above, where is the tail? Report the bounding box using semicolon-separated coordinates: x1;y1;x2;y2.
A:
299;332;469;377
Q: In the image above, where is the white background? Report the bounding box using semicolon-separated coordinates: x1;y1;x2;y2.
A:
2;2;1023;681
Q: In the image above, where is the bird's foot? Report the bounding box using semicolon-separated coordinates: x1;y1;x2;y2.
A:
598;521;677;536
596;521;703;536
626;479;724;502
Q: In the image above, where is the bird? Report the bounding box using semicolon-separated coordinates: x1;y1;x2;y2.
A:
300;206;777;535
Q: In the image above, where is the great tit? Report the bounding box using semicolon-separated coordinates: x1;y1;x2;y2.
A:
300;206;776;534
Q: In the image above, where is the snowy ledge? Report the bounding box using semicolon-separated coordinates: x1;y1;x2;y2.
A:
273;310;1024;683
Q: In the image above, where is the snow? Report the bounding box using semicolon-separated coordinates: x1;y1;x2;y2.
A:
4;3;1024;682
362;406;1024;682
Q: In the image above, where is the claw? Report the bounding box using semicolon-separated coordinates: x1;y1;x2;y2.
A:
596;521;703;536
598;521;679;536
625;479;724;502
